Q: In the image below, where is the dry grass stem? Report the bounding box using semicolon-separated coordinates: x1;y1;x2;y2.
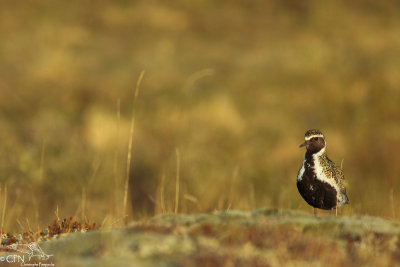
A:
39;139;46;183
81;187;86;221
55;205;60;221
1;185;7;233
123;70;146;221
113;98;121;217
160;172;166;214
174;148;180;214
227;166;239;210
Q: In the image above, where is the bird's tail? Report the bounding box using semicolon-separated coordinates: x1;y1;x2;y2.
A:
344;194;350;205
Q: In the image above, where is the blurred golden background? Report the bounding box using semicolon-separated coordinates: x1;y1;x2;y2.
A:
0;0;399;231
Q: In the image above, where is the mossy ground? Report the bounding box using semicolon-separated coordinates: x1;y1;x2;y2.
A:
5;209;395;267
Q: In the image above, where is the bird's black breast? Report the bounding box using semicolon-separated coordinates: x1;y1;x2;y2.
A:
297;155;337;210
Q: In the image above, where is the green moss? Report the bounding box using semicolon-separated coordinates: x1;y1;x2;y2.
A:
34;209;400;266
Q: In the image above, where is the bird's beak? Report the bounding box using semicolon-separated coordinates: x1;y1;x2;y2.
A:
299;140;308;148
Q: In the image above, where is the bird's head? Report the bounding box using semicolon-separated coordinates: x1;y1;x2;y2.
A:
299;129;326;154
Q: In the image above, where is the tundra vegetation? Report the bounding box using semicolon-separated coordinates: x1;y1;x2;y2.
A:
0;1;399;265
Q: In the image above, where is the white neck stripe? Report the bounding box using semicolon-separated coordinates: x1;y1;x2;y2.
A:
305;134;324;141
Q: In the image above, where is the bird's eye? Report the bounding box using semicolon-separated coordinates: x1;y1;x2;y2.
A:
313;137;318;141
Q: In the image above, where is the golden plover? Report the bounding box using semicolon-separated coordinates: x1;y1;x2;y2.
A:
297;129;349;216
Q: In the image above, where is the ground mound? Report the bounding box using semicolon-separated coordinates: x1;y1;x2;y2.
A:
8;209;400;266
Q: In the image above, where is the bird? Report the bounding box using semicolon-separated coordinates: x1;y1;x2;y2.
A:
297;129;349;216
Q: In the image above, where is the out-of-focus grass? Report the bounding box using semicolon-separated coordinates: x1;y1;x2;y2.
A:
0;0;400;231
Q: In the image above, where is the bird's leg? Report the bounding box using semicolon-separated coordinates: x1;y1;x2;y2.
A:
313;208;317;216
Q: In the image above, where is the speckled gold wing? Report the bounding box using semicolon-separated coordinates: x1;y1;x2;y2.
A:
326;156;347;193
